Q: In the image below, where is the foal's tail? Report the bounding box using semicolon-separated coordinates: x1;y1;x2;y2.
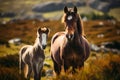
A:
19;49;22;74
19;51;21;74
19;46;27;74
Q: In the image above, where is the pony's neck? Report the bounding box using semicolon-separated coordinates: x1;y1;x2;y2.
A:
34;38;43;50
68;23;82;45
74;29;81;43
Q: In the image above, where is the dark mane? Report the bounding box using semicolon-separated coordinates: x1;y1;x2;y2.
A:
76;15;84;36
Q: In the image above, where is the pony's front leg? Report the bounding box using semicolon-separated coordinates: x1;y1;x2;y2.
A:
63;63;69;73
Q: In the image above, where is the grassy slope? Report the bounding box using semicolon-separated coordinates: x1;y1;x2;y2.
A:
0;20;120;80
0;20;120;45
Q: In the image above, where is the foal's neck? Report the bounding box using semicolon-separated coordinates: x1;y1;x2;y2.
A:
34;38;43;50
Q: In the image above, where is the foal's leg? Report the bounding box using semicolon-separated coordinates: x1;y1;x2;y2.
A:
33;62;43;80
24;64;28;79
19;57;25;74
24;64;32;80
27;64;32;80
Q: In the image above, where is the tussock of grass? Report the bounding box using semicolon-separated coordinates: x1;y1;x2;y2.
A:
0;54;25;80
0;54;18;67
0;67;26;80
0;44;22;57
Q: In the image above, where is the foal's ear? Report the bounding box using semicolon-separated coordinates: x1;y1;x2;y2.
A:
37;27;41;33
64;6;68;13
74;6;77;13
46;28;50;34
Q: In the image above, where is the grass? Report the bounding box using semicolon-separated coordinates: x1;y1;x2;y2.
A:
0;47;120;80
0;19;120;80
52;53;120;80
43;10;63;19
0;44;22;57
109;8;120;21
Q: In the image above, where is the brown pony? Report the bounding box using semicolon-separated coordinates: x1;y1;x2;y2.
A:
19;27;50;80
50;6;90;75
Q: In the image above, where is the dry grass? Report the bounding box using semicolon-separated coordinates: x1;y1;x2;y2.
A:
52;53;120;80
0;20;120;80
0;20;120;45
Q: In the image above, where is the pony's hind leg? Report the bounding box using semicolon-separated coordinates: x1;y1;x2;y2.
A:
51;56;61;75
54;61;61;76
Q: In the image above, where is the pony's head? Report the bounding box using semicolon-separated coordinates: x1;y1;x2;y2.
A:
37;27;50;49
62;6;80;41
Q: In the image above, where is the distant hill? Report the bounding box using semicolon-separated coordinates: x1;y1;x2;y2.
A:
0;0;120;22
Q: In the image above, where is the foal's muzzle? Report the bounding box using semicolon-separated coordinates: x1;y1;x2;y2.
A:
42;45;46;49
66;34;74;41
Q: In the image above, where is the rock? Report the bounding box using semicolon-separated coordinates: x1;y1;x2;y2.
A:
46;69;53;77
100;45;111;53
116;30;120;35
101;41;120;54
101;42;120;50
90;44;101;52
97;34;104;38
99;21;104;26
82;16;88;22
44;62;51;68
0;12;16;18
8;38;21;45
1;21;7;24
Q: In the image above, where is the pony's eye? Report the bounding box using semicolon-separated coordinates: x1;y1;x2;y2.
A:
67;15;73;20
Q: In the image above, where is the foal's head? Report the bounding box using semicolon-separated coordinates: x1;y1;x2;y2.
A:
62;6;79;41
37;27;50;49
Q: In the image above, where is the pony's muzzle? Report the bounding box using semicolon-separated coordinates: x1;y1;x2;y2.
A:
66;34;74;41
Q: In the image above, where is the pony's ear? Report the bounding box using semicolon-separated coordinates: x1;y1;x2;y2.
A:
74;6;77;13
64;6;68;13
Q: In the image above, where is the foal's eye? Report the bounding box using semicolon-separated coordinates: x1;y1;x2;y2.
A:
67;15;73;20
